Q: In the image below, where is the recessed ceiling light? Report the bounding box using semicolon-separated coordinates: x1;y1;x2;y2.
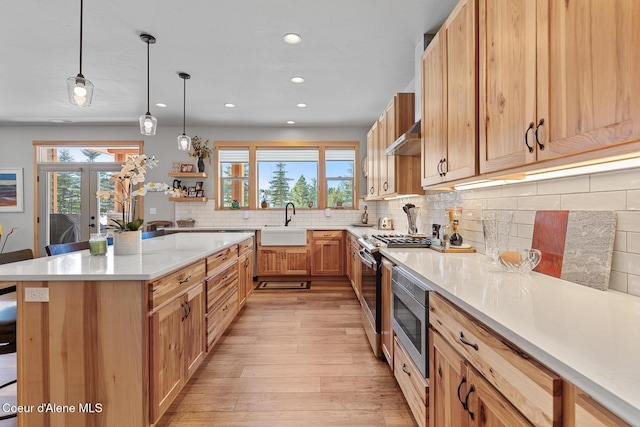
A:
286;120;295;125
155;103;167;108
290;76;305;84
296;103;307;108
283;33;302;44
224;103;236;108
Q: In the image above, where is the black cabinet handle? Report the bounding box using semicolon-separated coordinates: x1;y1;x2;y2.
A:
464;384;476;420
459;331;479;350
457;375;467;409
369;186;375;194
179;275;191;285
442;158;447;176
180;302;188;321
222;304;229;312
437;159;444;177
524;122;534;153
186;301;191;318
401;363;411;376
535;118;545;150
383;181;388;191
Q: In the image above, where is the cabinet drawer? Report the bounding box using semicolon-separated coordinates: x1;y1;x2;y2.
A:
429;293;561;427
238;237;254;256
206;245;238;275
207;261;239;312
150;260;206;310
206;288;238;351
312;230;343;239
394;337;427;427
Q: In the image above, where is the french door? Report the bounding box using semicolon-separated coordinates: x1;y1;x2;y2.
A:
37;163;121;254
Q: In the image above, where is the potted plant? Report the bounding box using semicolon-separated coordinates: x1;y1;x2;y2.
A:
96;155;177;254
188;136;212;172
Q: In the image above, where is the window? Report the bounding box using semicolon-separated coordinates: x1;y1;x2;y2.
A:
326;149;355;208
215;141;358;210
219;149;250;208
257;149;318;209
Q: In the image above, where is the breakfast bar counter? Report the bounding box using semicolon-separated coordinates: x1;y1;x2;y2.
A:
0;232;253;426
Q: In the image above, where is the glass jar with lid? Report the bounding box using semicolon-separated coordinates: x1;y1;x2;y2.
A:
89;233;107;256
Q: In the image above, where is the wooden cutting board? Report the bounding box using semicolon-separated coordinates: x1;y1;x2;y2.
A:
532;210;616;290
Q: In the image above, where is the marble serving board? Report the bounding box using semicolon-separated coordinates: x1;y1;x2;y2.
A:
532;210;616;290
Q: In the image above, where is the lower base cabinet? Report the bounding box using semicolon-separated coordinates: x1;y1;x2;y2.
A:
381;258;393;368
394;336;428;427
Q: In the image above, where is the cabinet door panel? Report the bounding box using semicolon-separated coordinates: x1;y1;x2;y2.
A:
445;0;478;181
312;240;343;275
537;0;640;161
183;283;205;380
468;369;532;427
422;31;447;186
432;331;469;427
381;259;393;367
366;121;380;199
284;247;309;275
150;297;184;422
256;248;282;275
479;0;537;173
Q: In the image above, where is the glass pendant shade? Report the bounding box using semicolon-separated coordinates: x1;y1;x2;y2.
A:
177;134;192;151
67;74;94;106
139;112;157;136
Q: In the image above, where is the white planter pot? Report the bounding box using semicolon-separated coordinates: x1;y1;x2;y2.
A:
113;230;142;255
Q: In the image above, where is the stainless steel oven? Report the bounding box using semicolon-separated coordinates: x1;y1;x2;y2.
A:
357;245;382;356
392;266;431;378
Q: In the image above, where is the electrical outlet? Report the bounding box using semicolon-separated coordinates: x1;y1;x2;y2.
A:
149;208;157;215
25;287;49;302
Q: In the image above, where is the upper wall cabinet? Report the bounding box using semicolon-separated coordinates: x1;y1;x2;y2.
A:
366;93;422;199
479;0;640;174
421;0;478;187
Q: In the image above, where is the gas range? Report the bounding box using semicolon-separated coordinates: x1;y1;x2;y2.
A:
359;234;431;251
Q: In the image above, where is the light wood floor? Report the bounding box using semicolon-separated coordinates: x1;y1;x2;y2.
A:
157;279;417;427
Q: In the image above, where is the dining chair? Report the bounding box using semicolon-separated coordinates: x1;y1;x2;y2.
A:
0;248;34;421
45;240;90;256
142;229;166;240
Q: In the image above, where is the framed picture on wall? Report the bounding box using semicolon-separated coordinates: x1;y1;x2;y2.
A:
195;181;203;191
180;164;194;173
0;168;24;212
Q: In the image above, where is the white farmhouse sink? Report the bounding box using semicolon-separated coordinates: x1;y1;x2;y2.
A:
260;227;307;246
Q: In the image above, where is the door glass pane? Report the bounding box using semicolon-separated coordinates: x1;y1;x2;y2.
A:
97;171;117;234
47;171;82;244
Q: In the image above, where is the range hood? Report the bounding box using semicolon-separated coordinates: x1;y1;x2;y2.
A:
384;120;421;156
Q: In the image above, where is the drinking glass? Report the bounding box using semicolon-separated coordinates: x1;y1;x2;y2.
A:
482;211;513;263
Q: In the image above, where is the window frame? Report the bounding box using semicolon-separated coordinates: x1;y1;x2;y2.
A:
214;141;359;210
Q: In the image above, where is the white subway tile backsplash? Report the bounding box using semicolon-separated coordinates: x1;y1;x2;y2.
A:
628;274;640;297
560;191;626;210
614;232;627;252
590;167;640;192
626;232;640;254
615;211;640;233
611;251;640;276
486;197;518;210
517;195;561;210
537;175;590;195
501;182;537;197
608;271;628;293
517;224;534;239
627;190;640;210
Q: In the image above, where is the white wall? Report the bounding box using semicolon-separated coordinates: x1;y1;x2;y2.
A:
0;124;368;254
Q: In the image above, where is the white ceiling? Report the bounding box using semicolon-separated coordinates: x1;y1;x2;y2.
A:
1;0;457;128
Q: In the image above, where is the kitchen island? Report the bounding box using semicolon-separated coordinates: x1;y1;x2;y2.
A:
0;232;254;427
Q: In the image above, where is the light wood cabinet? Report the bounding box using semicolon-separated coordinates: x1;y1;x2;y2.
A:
238;249;254;309
257;246;309;275
479;0;640;174
367;93;422;199
206;259;239;351
421;0;477;186
311;230;344;275
347;233;362;300
381;257;394;368
150;280;205;423
429;293;561;426
395;336;429;427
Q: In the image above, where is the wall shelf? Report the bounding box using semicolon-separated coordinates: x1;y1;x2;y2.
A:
169;172;207;178
169;197;208;202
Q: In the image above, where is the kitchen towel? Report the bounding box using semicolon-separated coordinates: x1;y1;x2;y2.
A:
532;210;616;290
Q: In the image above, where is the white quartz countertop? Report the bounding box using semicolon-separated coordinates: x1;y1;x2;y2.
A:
0;232;254;281
381;248;640;425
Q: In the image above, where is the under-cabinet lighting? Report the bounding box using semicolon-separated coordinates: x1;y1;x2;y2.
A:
383;194;420;200
454;157;640;190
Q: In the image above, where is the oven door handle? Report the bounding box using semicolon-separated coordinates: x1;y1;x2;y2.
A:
357;249;377;270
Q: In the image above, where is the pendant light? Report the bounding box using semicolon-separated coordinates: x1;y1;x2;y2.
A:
139;33;157;136
177;72;192;151
66;0;94;106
